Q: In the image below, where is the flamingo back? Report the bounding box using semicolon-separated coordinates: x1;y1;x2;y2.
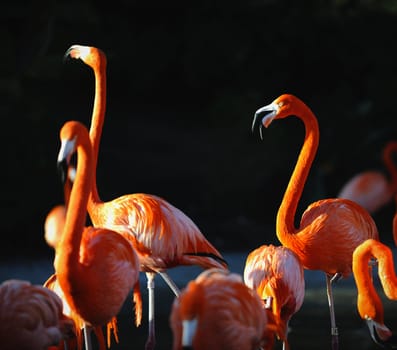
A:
89;193;227;271
170;268;269;350
0;279;74;350
297;198;379;277
244;244;305;342
337;171;393;213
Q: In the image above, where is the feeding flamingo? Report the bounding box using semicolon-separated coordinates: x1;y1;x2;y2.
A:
54;120;142;350
64;44;228;350
243;244;305;350
252;94;379;350
169;268;271;350
338;140;397;214
352;238;397;347
0;279;74;350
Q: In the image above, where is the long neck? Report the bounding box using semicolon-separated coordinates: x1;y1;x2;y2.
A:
383;141;397;192
88;61;106;206
57;138;93;273
276;104;319;243
353;239;385;323
376;241;397;300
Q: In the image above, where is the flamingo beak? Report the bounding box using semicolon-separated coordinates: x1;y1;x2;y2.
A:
57;138;76;185
365;318;396;348
251;103;278;140
63;45;86;62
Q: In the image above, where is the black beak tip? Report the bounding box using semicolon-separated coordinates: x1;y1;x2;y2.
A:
63;46;75;62
367;321;397;349
57;159;68;184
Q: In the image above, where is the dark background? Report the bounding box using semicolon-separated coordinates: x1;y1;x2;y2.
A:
2;0;397;261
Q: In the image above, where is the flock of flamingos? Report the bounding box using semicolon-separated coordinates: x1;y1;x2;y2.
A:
2;44;397;350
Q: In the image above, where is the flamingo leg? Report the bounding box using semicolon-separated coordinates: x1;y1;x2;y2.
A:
157;271;181;297
145;272;156;350
326;273;340;350
83;325;92;350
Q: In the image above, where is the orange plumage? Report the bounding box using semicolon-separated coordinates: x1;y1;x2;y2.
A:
54;121;142;349
252;94;379;350
170;268;271;350
0;279;74;350
244;244;305;349
64;44;227;349
352;238;397;347
338;141;397;214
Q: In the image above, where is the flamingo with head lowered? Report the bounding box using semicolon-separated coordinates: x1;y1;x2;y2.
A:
169;268;271;350
63;44;228;350
352;238;397;348
251;94;379;350
243;244;305;350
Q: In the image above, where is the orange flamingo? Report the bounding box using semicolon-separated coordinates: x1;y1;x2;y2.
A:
337;140;397;214
54;120;142;350
64;44;228;349
252;94;379;350
352;238;397;347
169;268;271;350
243;244;305;350
0;279;74;350
44;165;112;350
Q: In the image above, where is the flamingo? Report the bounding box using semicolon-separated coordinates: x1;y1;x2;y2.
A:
337;140;397;214
54;120;142;350
64;44;228;350
169;268;271;350
352;238;397;347
251;94;379;350
243;244;305;350
0;279;74;350
44;165;113;350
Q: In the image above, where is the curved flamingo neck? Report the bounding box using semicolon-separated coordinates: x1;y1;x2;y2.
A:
88;56;107;207
353;239;386;322
57;128;93;272
276;101;319;245
383;141;397;192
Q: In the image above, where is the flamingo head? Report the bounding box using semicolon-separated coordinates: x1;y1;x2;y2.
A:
57;121;90;184
252;94;303;139
365;318;396;348
64;44;107;70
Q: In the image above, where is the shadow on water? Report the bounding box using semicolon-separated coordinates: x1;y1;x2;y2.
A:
1;253;397;349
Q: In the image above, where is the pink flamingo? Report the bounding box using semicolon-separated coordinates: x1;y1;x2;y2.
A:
243;244;305;350
338;140;397;214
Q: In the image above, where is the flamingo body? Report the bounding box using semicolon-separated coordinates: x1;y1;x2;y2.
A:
298;198;378;276
0;279;73;350
338;140;397;214
338;171;393;214
170;268;269;350
45;204;67;249
89;193;226;272
244;244;305;347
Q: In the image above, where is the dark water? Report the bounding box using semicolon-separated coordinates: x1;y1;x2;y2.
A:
1;253;397;350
